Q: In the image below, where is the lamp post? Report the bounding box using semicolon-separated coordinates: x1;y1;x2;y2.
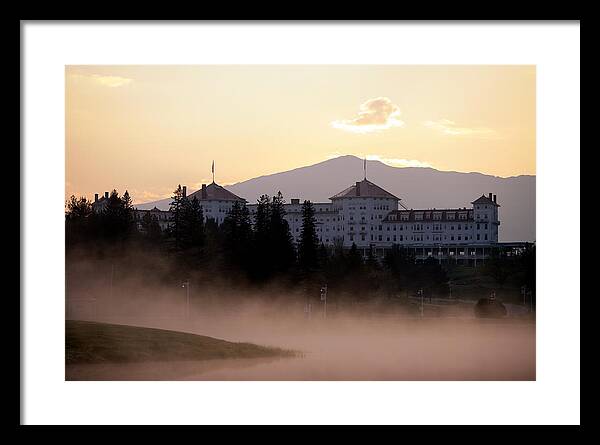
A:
320;284;328;320
182;280;190;321
418;288;424;318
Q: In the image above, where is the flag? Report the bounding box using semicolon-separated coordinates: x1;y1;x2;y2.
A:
212;160;214;174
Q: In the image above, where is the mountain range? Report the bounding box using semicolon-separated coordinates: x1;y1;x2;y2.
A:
136;155;535;242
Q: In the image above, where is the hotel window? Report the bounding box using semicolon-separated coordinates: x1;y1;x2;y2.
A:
378;235;382;241
361;234;365;241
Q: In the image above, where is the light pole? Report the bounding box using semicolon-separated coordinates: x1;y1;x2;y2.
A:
529;290;534;313
182;280;190;321
320;284;328;319
418;288;424;318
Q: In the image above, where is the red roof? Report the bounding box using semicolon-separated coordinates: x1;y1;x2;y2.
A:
471;194;500;207
330;179;400;200
187;182;245;202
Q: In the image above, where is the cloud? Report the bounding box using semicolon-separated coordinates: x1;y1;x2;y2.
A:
331;97;405;134
326;153;433;169
365;154;433;169
130;189;173;204
70;73;133;88
423;119;497;138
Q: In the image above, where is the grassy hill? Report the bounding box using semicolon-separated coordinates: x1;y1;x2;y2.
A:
66;320;295;364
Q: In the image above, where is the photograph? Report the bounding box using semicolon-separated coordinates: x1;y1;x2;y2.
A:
64;64;537;381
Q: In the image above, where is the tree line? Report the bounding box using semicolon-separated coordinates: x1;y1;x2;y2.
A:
65;186;533;304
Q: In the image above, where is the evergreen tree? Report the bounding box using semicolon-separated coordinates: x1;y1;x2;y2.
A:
347;242;363;270
120;190;135;233
100;189;134;242
221;200;253;273
65;195;93;220
298;200;319;273
65;195;93;247
252;194;272;280
180;196;205;250
269;191;295;274
168;184;185;250
141;212;162;241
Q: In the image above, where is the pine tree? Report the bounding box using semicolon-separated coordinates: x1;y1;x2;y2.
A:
65;195;93;247
120;190;135;234
168;184;185;250
222;200;253;272
270;191;295;274
180;196;205;250
298;200;319;273
347;242;363;270
141;212;162;241
65;195;93;220
252;194;272;280
100;189;133;242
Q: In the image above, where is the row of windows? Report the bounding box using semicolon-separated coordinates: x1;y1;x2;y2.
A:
346;233;491;243
292;223;492;233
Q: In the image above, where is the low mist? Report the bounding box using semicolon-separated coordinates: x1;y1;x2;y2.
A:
66;249;535;381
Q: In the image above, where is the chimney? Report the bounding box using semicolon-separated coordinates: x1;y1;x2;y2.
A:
94;193;99;202
488;193;492;201
182;186;187;198
104;191;109;199
493;194;497;203
201;184;207;199
356;182;361;196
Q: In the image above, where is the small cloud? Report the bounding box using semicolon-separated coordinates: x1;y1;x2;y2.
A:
332;97;405;134
131;189;173;204
423;119;497;138
70;73;133;88
326;153;432;168
366;154;433;169
190;180;212;191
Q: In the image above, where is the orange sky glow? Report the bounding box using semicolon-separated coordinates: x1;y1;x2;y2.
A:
66;65;536;204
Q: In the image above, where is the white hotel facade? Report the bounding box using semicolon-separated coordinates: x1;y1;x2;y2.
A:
109;175;510;264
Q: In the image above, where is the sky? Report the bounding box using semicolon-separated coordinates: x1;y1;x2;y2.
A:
65;65;536;204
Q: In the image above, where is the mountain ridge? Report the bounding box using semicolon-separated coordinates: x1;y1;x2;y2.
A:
136;155;535;242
